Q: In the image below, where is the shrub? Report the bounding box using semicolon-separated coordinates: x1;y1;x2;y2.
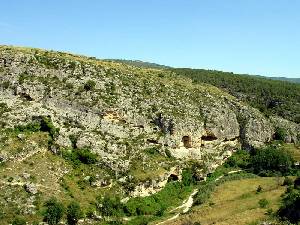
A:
224;149;250;168
15;122;41;133
278;187;300;223
274;127;287;141
66;201;83;225
2;81;10;89
12;217;26;225
0;102;10;115
40;116;59;139
165;148;172;158
63;148;97;166
266;208;273;215
84;80;96;91
182;168;195;186
18;72;30;84
69;134;78;149
294;177;300;189
43;197;64;225
145;147;160;155
76;148;97;164
0;210;4;219
96;195;124;217
66;83;74;89
283;177;293;186
256;185;263;193
258;198;269;208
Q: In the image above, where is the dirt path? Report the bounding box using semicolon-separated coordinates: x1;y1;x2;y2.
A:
155;169;243;225
156;188;198;225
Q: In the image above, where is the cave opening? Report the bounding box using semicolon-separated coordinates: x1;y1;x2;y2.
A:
201;135;218;141
182;136;192;148
168;174;179;182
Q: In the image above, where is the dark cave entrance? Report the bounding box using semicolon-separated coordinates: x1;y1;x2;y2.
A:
201;134;218;141
168;174;179;182
182;136;192;148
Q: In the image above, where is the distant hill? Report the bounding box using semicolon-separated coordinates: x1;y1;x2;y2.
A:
104;59;171;69
108;59;300;83
269;77;300;83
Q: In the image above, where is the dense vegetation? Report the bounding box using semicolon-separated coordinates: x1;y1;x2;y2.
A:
223;145;296;176
278;177;300;223
173;68;300;123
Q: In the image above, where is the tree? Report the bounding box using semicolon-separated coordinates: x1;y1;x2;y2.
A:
96;195;124;217
250;146;293;175
224;149;250;168
43;197;64;225
278;188;300;223
67;201;83;225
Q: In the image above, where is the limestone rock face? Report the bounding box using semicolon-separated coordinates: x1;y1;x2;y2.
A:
0;46;290;176
202;102;240;140
24;183;38;195
270;116;300;143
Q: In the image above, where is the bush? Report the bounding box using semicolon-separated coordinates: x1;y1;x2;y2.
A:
165;148;172;158
266;208;273;215
274;127;287;141
258;198;269;208
14;116;59;141
96;195;124;217
40;116;59;139
182;168;195;186
256;185;263;193
43;197;64;225
67;202;83;225
278;187;300;223
63;148;97;166
145;147;160;155
76;149;97;164
12;217;26;225
251;146;294;175
15;122;41;133
283;177;293;186
2;81;10;89
224;149;250;168
84;80;96;91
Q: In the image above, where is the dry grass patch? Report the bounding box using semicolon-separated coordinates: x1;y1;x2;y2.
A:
166;177;286;225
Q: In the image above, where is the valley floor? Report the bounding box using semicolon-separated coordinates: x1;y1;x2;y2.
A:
161;177;286;225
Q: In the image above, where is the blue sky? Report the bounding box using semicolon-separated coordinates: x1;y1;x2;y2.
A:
0;0;299;78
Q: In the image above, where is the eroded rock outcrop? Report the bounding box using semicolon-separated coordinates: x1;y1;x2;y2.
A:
0;46;296;187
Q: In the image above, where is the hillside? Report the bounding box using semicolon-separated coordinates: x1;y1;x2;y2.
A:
106;60;300;123
0;46;299;225
173;68;300;124
104;59;171;70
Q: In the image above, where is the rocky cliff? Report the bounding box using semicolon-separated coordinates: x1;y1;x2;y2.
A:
0;46;299;222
